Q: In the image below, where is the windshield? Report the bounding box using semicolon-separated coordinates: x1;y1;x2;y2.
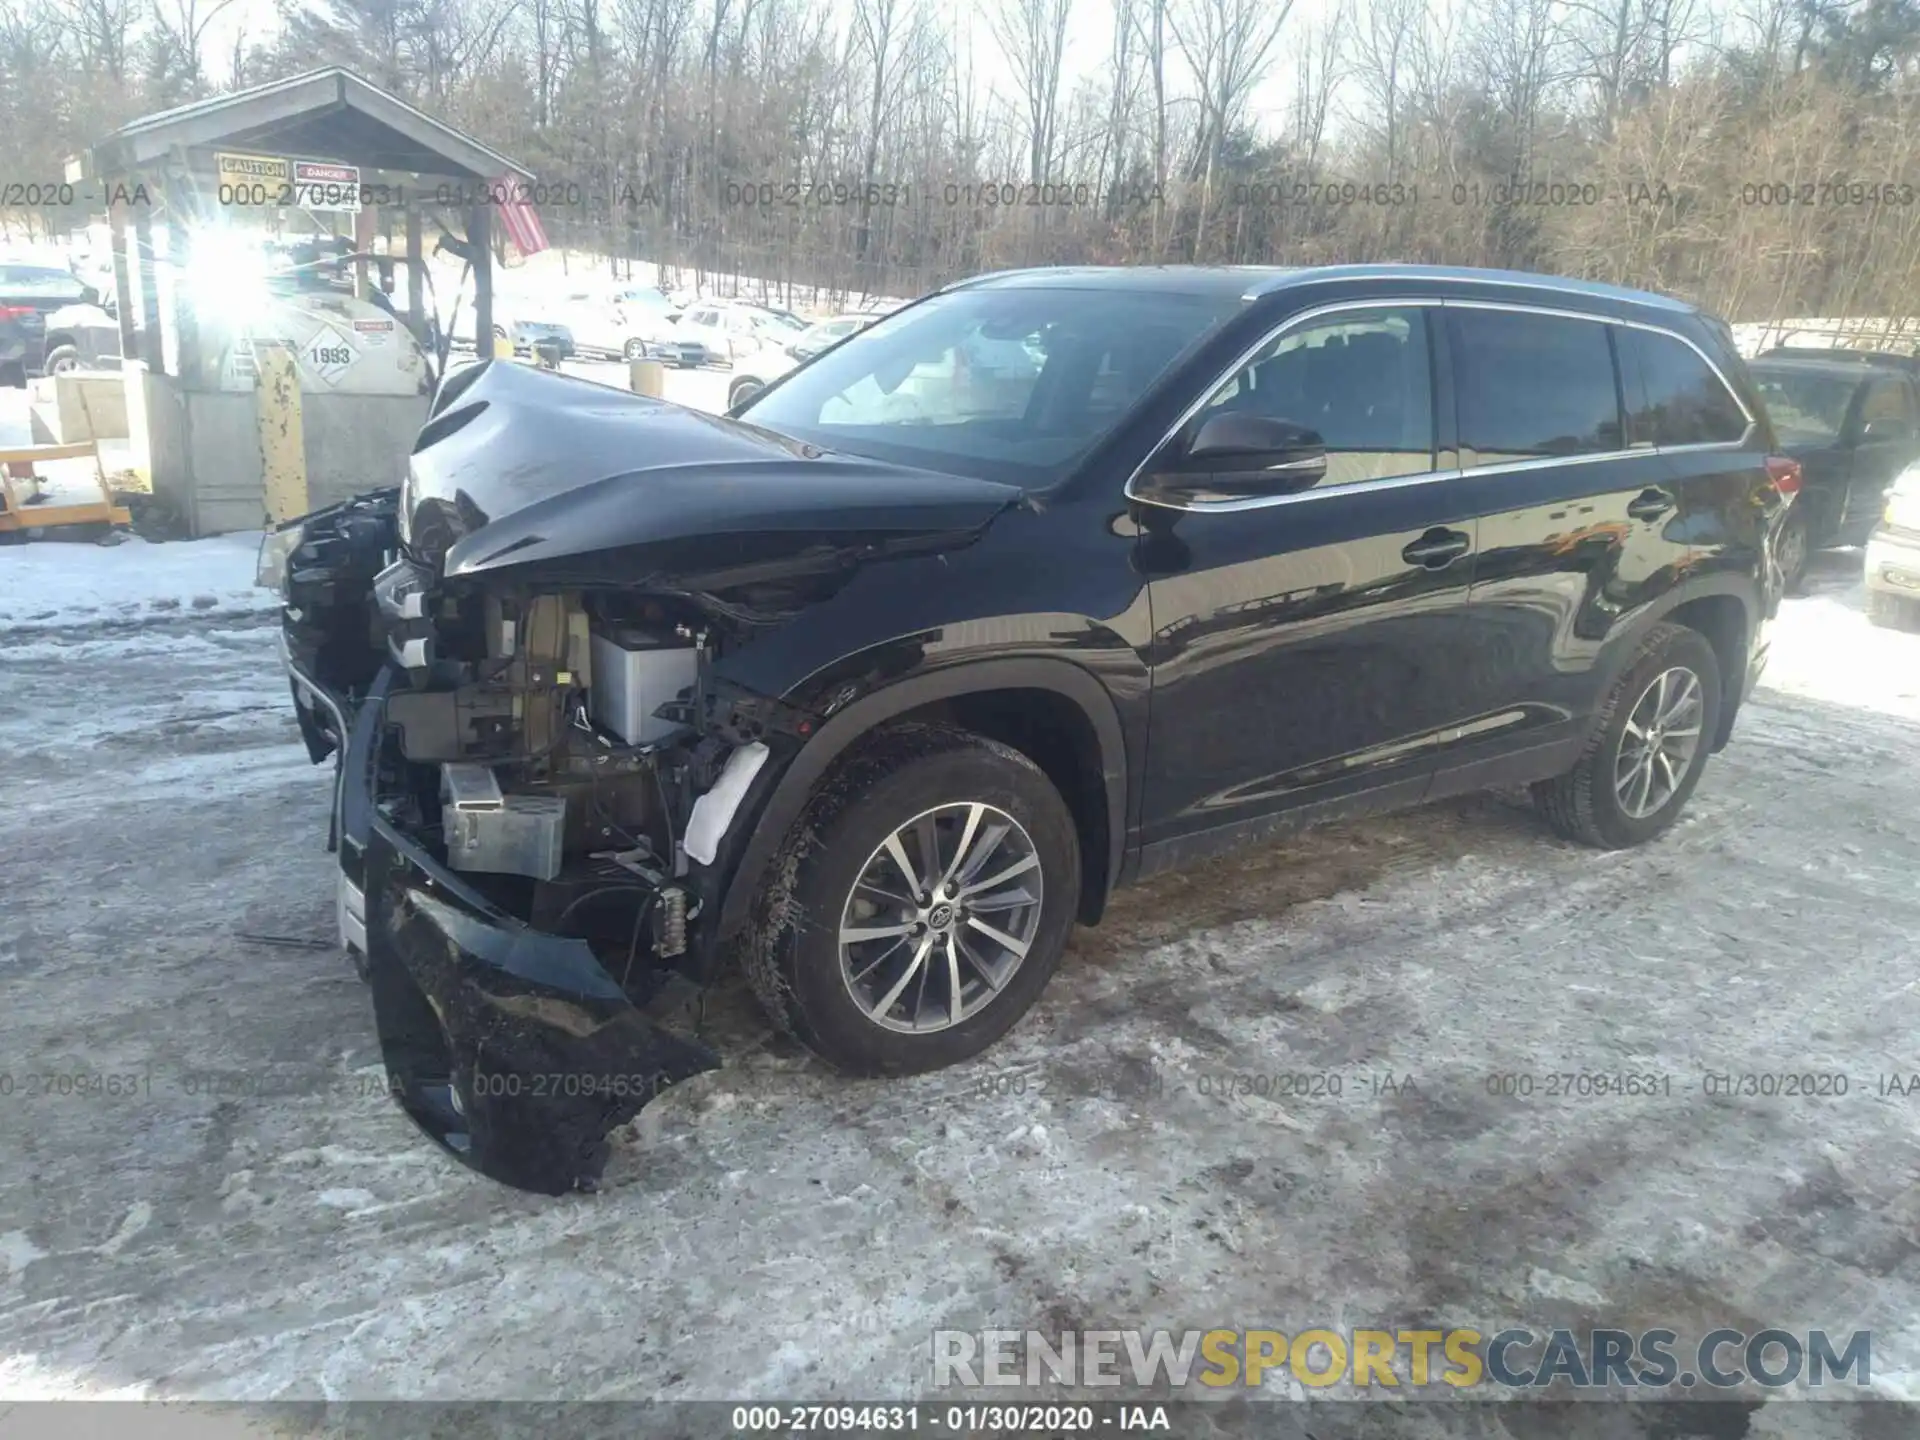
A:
738;285;1242;487
1750;363;1859;445
0;265;87;301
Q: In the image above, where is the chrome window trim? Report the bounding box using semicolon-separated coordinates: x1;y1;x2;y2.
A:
1125;294;1756;515
1244;267;1694;314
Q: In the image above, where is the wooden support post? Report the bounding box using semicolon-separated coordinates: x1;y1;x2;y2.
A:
469;204;495;359
132;196;164;375
255;343;308;525
405;207;425;343
109;199;137;364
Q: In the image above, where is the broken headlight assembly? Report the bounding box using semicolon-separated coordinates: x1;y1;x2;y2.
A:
255;521;307;593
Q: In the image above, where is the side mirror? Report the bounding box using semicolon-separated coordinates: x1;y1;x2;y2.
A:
1138;412;1328;501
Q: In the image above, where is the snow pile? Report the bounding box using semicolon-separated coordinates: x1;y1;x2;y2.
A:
0;531;274;634
1760;588;1920;723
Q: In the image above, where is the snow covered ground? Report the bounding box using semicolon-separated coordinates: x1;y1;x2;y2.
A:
1;498;1918;1432
0;531;271;634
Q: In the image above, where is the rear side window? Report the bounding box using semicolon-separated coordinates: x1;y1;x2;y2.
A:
1451;308;1623;464
1628;329;1749;446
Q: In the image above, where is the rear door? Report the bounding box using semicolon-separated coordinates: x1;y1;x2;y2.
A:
1439;303;1691;787
1616;323;1770;602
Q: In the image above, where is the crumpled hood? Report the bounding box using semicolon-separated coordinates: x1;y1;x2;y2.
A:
403;361;1023;586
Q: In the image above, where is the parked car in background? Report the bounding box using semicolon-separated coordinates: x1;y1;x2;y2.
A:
42;296;120;374
0;261;95;382
1746;353;1920;586
726;341;799;408
0;308;27;387
673;300;802;366
1865;461;1920;629
267;263;1791;1195
558;286;700;366
789;314;875;361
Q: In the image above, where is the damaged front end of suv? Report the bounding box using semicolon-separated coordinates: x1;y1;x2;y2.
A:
267;360;1021;1194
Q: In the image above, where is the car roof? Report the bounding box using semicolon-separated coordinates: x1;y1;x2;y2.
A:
1759;346;1919;366
1748;356;1884;381
948;263;1696;314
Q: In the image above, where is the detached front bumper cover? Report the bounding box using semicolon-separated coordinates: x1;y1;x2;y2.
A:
345;672;720;1195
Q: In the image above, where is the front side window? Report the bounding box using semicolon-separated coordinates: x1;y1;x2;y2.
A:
738;285;1241;488
1629;329;1749;446
1194;305;1437;488
1452;308;1624;464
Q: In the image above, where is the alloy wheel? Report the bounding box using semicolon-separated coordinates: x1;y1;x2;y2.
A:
1777;517;1807;588
838;802;1044;1033
1614;666;1705;819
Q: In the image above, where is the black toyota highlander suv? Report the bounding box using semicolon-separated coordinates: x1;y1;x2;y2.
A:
265;264;1796;1193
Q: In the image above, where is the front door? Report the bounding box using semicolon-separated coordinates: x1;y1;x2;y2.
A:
1136;301;1487;869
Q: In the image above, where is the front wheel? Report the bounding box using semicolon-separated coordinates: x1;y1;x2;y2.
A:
44;344;80;376
622;338;647;361
1533;622;1723;849
729;378;763;409
745;723;1080;1076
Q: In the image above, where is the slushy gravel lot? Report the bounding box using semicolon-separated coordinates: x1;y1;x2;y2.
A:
1;371;1917;1435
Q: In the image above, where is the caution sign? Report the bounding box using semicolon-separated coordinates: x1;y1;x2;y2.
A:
215;152;290;209
292;160;362;213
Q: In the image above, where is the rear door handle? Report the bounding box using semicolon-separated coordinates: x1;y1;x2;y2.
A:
1627;487;1676;521
1402;528;1472;569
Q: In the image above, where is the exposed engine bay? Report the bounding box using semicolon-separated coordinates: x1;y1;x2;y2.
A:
267;360;1022;1195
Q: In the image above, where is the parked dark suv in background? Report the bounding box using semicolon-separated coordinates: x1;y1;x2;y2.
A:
0;262;94;384
268;263;1795;1193
1746;348;1920;585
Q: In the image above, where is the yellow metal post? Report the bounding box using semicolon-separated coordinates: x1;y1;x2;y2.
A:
629;359;664;396
256;342;309;524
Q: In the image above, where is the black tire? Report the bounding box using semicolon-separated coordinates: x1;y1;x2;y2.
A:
1867;588;1920;631
1776;508;1811;593
744;722;1080;1076
1532;622;1723;850
729;378;763;409
0;361;24;389
44;344;79;376
623;338;647;361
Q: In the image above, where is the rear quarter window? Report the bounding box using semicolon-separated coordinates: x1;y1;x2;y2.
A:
1628;329;1751;446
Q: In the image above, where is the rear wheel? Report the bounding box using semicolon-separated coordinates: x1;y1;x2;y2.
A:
1533;622;1723;849
44;344;79;376
729;378;763;409
622;338;647;361
745;723;1080;1075
1776;509;1811;593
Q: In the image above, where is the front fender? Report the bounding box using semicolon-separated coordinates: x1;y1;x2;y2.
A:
700;655;1131;959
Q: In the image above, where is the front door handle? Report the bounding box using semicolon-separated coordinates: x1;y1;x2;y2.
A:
1402;528;1472;569
1627;487;1676;521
